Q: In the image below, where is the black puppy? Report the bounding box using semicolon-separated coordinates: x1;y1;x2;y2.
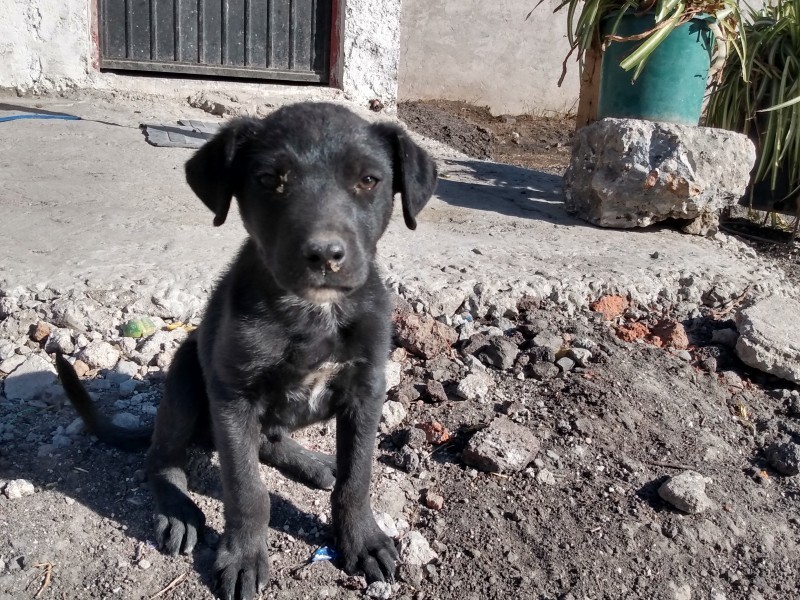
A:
55;102;437;600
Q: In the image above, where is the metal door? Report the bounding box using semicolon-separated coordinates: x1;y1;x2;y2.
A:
98;0;331;83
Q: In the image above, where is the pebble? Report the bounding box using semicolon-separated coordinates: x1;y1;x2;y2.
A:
111;412;141;429
555;356;575;373
381;401;407;430
658;471;715;514
462;416;540;473
118;379;139;397
425;380;448;403
365;582;393;599
45;328;75;354
424;490;445;510
385;360;402;392
567;347;592;367
530;362;559;380
79;340;120;370
374;512;400;538
137;559;151;570
3;479;35;499
399;531;438;566
532;332;563;353
456;373;490;401
478;337;519;370
536;468;556;486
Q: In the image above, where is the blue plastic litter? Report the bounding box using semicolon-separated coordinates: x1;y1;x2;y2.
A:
0;114;81;123
310;546;339;563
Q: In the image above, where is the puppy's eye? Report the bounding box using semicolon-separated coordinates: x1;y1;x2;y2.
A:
356;175;379;191
259;171;289;193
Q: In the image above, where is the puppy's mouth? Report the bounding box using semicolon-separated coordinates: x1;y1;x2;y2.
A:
298;285;351;304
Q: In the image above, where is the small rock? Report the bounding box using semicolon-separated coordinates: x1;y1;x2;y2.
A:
382;401;407;430
567;347;592;367
536;469;556;485
3;354;57;400
615;322;650;343
555;357;575;373
477;337;519;370
425;380;448;403
589;295;629;320
65;417;85;436
120;317;160;339
118;379;139;398
30;321;51;343
462;417;539;473
392;310;458;360
399;531;437;566
3;479;35;499
423;490;444;511
416;421;451;445
79;341;120;370
650;320;690;350
365;581;393;599
736;297;800;383
392;446;420;473
529;362;559;381
115;360;140;379
72;359;90;377
385;360;402;392
766;441;800;476
137;559;151;570
532;332;562;354
111;412;140;429
374;512;400;538
456;373;490;401
658;471;715;514
45;328;75;354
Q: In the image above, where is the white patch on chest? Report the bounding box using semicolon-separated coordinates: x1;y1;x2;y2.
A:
287;361;344;412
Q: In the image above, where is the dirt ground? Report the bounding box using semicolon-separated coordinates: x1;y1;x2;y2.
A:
1;99;800;600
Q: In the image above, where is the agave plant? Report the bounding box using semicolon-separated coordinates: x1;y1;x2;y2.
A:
543;0;745;84
706;0;800;204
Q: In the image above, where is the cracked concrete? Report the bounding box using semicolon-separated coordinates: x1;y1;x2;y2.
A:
0;92;795;321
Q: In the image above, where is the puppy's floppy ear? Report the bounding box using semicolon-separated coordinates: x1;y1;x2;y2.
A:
372;122;438;230
185;119;257;226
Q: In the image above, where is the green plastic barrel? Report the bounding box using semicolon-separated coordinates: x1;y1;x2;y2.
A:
597;13;713;125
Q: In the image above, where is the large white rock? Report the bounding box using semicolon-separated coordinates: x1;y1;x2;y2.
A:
3;354;57;401
736;296;800;383
564;118;755;234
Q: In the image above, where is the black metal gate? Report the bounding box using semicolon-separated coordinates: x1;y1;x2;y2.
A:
98;0;331;83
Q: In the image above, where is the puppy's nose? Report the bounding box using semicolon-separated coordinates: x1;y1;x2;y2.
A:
302;237;347;271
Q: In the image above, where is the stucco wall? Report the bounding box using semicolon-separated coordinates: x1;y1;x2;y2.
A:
0;0;93;93
0;0;402;110
398;0;580;115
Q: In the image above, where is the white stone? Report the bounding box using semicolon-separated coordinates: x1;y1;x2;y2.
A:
381;401;407;430
735;296;800;383
564;119;756;234
78;340;120;370
3;478;35;499
567;347;592;368
456;373;490;401
3;354;57;400
658;470;715;514
398;531;437;566
374;512;400;538
365;582;393;599
111;412;140;429
385;360;402;392
0;354;26;374
65;417;85;436
45;327;75;354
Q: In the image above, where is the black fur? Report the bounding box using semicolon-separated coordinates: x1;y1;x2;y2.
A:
56;102;437;600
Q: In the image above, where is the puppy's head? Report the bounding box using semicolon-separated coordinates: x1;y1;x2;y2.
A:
185;103;437;304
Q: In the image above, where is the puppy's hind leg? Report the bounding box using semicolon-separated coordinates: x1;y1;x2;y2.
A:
259;431;337;490
146;335;207;556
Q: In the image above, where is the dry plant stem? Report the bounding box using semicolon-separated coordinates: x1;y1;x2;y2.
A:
149;572;189;599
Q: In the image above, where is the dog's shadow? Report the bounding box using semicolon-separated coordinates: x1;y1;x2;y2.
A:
0;374;330;575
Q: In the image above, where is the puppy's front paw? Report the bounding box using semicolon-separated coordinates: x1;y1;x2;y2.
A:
153;495;206;555
337;518;398;583
214;529;270;600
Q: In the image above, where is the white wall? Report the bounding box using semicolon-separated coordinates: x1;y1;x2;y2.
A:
398;0;580;115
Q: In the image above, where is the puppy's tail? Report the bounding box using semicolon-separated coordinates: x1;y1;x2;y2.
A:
55;353;153;452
